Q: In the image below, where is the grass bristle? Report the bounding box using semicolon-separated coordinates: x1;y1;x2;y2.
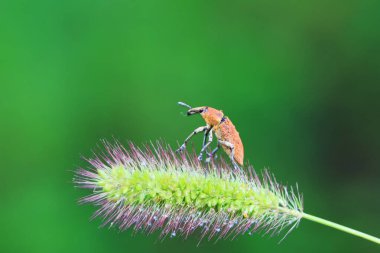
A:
74;140;303;242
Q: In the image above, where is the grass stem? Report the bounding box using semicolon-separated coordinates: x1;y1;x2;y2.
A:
302;213;380;245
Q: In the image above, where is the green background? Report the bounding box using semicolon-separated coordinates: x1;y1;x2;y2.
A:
1;0;379;252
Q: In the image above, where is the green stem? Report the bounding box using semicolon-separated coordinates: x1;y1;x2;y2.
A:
302;213;380;245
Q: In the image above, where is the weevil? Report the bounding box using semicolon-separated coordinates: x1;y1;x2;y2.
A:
176;102;244;169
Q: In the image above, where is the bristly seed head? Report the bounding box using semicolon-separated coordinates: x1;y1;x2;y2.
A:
74;141;303;243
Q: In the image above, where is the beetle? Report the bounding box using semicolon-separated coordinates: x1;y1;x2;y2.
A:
176;102;244;169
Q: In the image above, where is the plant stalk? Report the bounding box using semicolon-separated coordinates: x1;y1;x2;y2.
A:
302;213;380;245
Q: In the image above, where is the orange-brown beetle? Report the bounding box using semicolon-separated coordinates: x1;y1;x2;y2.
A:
176;102;244;169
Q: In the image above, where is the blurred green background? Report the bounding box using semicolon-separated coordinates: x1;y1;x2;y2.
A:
1;0;379;252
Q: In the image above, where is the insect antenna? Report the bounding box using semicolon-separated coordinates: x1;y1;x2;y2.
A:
178;101;192;109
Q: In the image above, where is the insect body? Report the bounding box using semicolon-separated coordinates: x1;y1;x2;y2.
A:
176;102;244;169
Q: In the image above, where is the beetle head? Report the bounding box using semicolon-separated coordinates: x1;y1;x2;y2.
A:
186;106;208;116
178;102;224;125
178;102;207;116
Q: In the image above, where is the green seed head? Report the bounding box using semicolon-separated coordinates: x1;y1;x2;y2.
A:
75;141;303;242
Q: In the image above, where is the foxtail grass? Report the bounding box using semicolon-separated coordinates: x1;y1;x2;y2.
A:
74;141;380;245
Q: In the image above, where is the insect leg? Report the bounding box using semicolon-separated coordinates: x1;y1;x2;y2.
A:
218;140;240;170
201;128;210;150
205;144;220;163
176;126;209;153
198;129;213;161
